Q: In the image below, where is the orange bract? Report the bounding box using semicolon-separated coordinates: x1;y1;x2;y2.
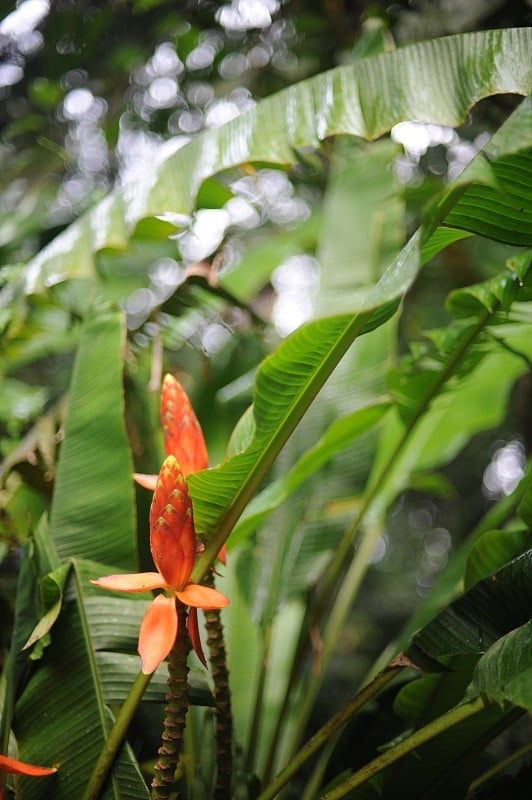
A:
161;374;208;476
0;754;57;777
92;455;228;673
149;457;195;590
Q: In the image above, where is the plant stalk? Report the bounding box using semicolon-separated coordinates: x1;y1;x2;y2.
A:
83;670;153;800
257;664;403;800
267;307;494;775
318;695;490;800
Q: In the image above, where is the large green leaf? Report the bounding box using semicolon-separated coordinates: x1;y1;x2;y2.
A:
407;549;532;669
467;618;532;709
24;29;532;293
188;299;401;567
230;401;390;548
48;302;137;568
13;560;150;800
189;100;532;579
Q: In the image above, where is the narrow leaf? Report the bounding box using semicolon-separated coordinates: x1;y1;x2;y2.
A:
48;302;137;568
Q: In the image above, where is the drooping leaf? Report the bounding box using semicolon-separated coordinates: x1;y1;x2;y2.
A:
22;562;71;656
24;29;532;293
13;560;150;800
467;619;532;709
443;102;532;246
407;549;532;670
189;300;401;569
464;528;532;589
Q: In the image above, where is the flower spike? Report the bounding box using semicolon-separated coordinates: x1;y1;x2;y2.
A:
133;374;208;491
92;455;228;673
161;374;208;476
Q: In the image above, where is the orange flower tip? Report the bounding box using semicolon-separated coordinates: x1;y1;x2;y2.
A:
0;754;58;776
90;572;166;592
133;472;158;491
176;583;230;609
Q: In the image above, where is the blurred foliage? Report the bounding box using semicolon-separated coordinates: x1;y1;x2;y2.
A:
0;1;532;799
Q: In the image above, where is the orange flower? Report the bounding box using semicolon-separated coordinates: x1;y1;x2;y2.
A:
134;374;227;565
0;754;56;777
134;374;208;491
91;455;229;674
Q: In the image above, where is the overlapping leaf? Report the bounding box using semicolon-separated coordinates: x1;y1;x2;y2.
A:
14;561;150;800
24;30;531;294
48;302;137;568
407;549;532;669
189;99;532;578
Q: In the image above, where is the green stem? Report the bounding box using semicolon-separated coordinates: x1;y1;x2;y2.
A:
318;695;490;800
151;603;190;800
246;620;273;774
257;665;403;800
317;308;492;615
468;734;532;795
270;308;493;773
83;670;153;800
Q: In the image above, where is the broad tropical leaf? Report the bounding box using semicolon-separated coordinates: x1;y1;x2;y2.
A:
407;549;532;669
467;618;532;709
13;560;150;800
24;30;531;293
48;302;137;568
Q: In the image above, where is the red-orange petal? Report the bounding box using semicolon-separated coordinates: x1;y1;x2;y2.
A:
149;455;196;588
90;572;166;592
0;754;57;776
187;607;207;667
217;543;228;565
161;374;208;476
138;595;178;674
176;583;229;609
133;473;158;491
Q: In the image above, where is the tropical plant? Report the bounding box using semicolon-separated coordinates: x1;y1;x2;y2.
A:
1;7;531;800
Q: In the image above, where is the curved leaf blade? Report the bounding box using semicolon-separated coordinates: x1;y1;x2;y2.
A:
13;562;150;800
467;619;532;708
25;29;532;291
407;549;532;669
189;300;401;575
48;303;137;569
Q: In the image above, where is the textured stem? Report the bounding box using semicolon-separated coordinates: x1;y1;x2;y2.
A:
151;602;190;800
204;571;234;799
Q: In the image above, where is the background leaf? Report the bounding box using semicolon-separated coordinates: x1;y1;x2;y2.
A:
467;619;532;709
407;549;532;669
48;302;137;568
24;29;532;293
14;561;150;800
